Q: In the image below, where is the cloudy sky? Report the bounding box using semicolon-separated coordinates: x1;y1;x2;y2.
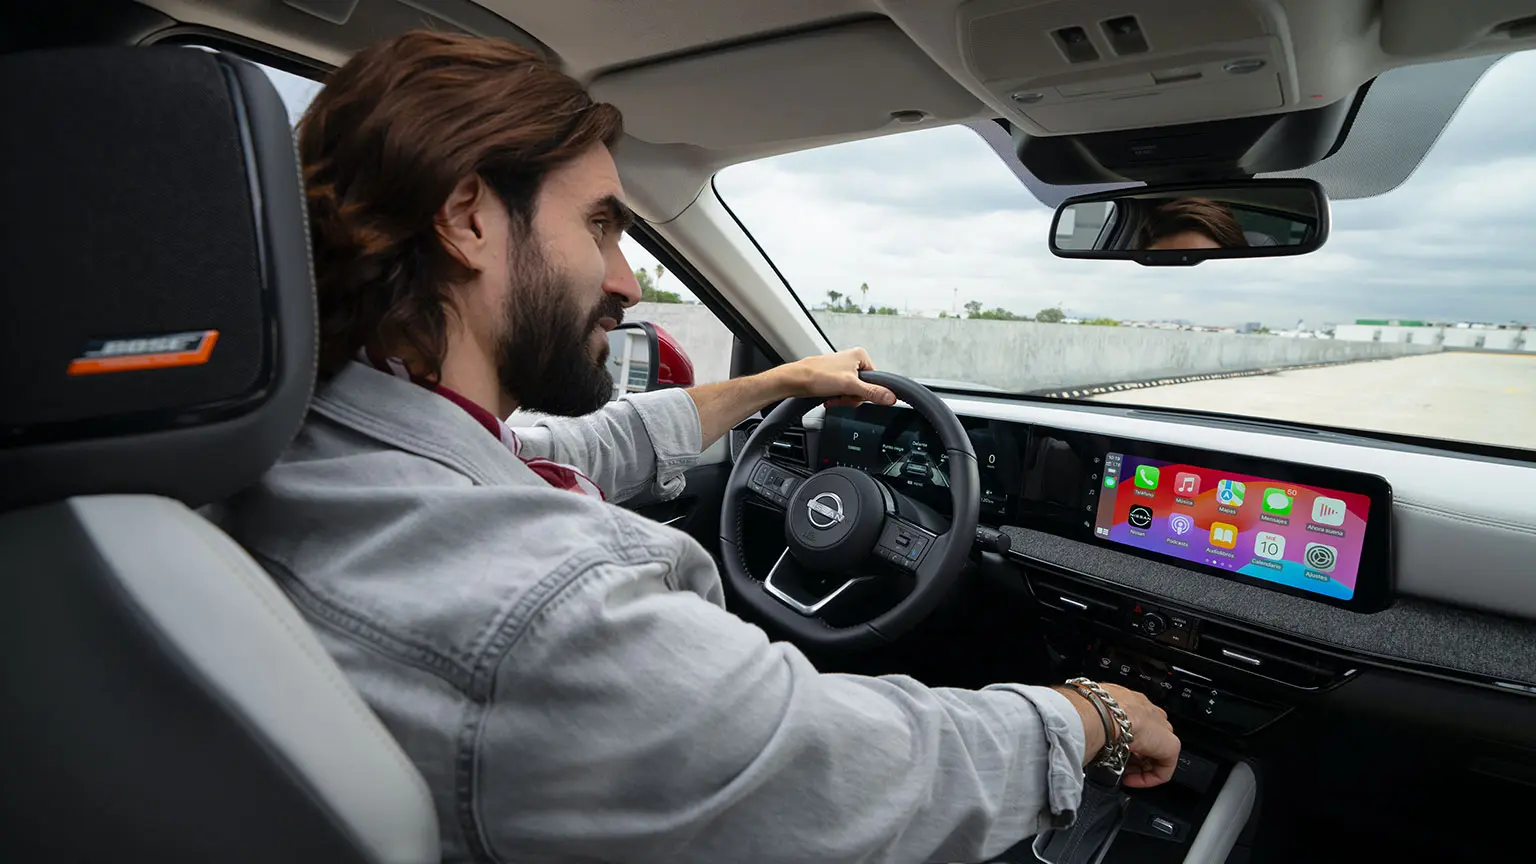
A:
263;50;1535;330
709;51;1536;329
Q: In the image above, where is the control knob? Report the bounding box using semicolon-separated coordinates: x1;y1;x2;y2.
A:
1141;612;1168;637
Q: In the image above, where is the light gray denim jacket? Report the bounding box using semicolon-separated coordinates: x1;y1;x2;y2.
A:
214;362;1086;864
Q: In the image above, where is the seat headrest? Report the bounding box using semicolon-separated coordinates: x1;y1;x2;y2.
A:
0;47;316;511
1244;230;1279;247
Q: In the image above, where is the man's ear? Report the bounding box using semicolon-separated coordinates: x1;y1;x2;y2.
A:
436;175;491;271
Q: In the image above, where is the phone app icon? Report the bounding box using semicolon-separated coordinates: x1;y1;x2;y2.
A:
1261;488;1293;516
1168;514;1194;536
1128;505;1154;529
1174;472;1201;496
1312;496;1347;527
1305;542;1338;573
1216;480;1246;508
1253;531;1286;560
1134;465;1160;491
1209;522;1238;549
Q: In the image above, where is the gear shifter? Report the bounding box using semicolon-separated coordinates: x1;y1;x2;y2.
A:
978;775;1128;864
1028;776;1129;864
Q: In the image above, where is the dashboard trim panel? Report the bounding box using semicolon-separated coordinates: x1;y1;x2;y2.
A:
1004;531;1536;693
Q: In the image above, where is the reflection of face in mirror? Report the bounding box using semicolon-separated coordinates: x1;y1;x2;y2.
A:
1138;197;1250;250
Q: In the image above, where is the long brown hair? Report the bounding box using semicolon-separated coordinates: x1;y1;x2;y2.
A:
298;31;623;379
1137;197;1249;249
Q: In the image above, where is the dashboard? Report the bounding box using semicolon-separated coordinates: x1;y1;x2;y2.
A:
764;398;1536;701
818;404;1394;612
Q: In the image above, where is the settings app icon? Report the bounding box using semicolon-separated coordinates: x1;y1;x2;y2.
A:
1304;542;1337;573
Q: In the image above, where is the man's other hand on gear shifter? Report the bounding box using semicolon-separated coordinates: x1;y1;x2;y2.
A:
1054;683;1181;788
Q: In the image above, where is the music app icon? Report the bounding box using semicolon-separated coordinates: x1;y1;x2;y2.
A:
1173;472;1201;497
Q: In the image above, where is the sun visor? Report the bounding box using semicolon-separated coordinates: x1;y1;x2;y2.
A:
1380;0;1536;57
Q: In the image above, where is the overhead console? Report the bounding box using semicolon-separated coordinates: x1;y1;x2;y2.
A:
818;405;1394;612
956;0;1298;135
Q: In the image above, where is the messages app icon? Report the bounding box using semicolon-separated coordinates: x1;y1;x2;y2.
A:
1134;465;1160;491
1261;488;1293;516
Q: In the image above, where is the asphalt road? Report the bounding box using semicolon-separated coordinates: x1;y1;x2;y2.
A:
1089;351;1536;451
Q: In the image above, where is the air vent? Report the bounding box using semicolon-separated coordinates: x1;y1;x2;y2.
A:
767;426;810;469
1194;621;1351;689
1029;570;1122;621
729;419;761;463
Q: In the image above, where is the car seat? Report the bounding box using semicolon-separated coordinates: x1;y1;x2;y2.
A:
0;46;438;864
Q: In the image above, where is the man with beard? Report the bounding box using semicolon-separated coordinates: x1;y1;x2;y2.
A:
216;30;1179;864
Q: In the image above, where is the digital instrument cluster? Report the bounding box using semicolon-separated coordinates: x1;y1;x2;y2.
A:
818;405;1021;520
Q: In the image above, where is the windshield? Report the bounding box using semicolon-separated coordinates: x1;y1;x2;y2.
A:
715;53;1536;453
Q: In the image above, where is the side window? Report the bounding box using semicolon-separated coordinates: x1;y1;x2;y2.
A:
254;62;322;126
616;234;734;390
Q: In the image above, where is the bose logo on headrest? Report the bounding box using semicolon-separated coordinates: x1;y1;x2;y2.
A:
68;330;220;376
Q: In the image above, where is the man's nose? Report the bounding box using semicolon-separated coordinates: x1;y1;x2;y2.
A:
605;244;642;308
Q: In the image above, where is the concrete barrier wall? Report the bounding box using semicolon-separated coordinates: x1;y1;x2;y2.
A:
626;304;1441;393
1334;324;1531;352
814;313;1439;392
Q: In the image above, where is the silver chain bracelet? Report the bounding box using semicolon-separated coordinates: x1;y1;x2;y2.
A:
1065;677;1134;777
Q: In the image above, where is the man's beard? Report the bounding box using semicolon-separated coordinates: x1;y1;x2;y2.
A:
495;240;624;417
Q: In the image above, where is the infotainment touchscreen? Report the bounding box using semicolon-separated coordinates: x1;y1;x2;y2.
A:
1092;453;1373;601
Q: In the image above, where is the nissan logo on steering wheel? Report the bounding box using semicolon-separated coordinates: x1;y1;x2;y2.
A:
806;492;845;529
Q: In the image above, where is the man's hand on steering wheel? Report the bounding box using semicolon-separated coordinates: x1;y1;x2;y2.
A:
768;348;898;408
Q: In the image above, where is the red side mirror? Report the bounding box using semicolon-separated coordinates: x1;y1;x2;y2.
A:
650;323;695;389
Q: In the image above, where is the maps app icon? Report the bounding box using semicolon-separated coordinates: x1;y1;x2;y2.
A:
1216;480;1246;507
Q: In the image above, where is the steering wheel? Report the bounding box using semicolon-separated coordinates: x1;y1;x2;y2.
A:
720;371;980;649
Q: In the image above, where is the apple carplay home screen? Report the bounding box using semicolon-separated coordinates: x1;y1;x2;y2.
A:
1091;453;1372;600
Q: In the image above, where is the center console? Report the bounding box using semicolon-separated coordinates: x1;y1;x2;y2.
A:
977;550;1359;862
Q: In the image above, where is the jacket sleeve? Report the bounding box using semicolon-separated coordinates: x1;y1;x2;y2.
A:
470;556;1087;864
506;388;702;503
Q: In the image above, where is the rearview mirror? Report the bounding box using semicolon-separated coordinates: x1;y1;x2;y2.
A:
606;321;696;400
1049;179;1329;266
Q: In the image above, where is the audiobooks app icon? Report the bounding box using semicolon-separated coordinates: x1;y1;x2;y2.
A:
1312;496;1347;527
1209;522;1238;550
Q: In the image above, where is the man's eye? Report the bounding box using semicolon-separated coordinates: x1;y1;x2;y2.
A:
591;219;610;240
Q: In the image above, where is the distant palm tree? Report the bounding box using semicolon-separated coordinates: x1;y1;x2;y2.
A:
859;282;870;307
827;290;843;309
655;264;666;290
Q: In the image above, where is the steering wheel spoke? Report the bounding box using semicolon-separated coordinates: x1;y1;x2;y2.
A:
761;549;872;616
870;516;942;576
744;456;808;510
